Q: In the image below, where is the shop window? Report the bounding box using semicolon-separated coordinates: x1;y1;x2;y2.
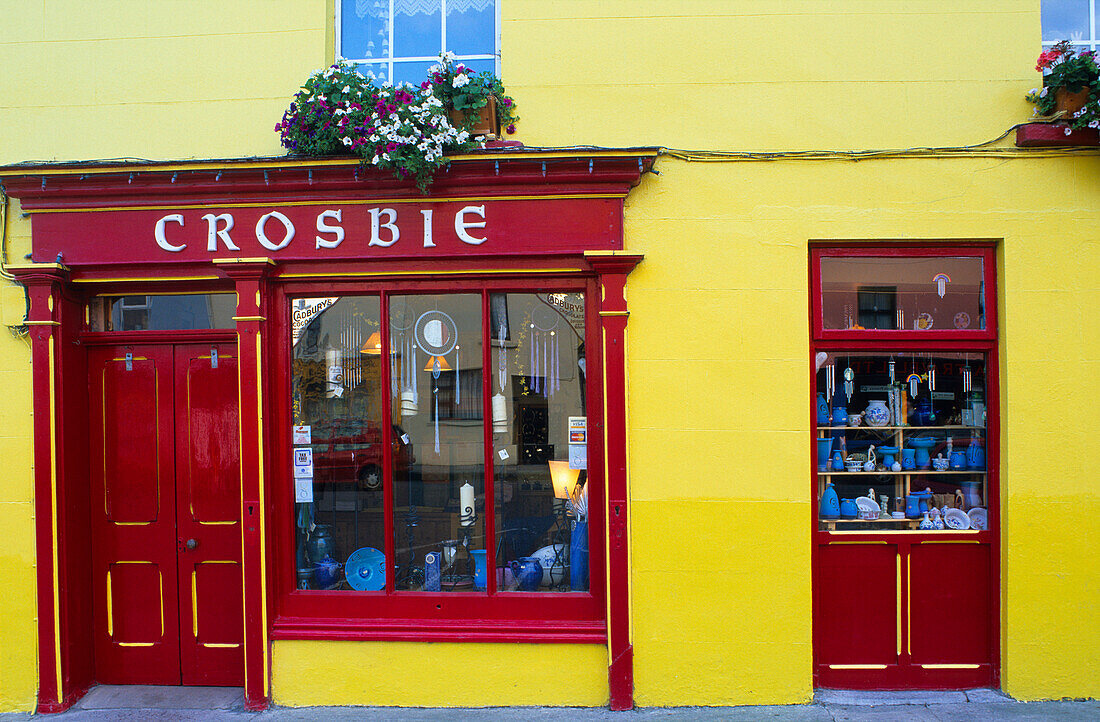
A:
337;0;499;86
289;288;593;612
1042;0;1099;53
856;286;897;330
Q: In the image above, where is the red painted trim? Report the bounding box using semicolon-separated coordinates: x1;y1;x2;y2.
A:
271;617;607;644
379;292;396;595
1015;122;1100;147
216;261;275;710
586;254;643;711
480;290;497;595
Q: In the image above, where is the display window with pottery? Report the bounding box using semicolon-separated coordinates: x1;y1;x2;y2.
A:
283;285;599;626
809;246;998;691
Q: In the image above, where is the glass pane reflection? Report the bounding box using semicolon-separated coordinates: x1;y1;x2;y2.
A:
491;293;588;592
389;294;484;591
292;297;386;590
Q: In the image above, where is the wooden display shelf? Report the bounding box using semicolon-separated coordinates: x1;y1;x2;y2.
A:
819;517;921;530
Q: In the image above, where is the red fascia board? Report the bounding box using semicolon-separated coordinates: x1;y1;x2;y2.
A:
1015;122;1100;147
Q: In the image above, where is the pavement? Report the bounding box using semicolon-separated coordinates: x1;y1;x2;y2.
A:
0;687;1097;721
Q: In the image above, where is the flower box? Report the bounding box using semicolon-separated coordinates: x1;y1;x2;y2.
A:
449;96;498;137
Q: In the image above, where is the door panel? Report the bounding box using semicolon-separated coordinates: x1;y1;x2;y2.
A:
815;542;900;667
91;346;181;684
175;345;243;685
91;343;243;687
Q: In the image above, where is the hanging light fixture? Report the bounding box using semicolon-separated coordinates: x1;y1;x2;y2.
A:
359;331;382;355
548;460;580;502
423;355;452;372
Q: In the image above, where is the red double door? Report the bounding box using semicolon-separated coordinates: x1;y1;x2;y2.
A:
89;343;244;686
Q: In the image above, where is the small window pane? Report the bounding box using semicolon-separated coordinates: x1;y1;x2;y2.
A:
92;294;235;331
389;294;484;592
292;297;387;591
356;61;389;84
492;293;588;592
393;0;442;57
447;0;496;56
1042;0;1090;42
392;60;435;87
341;0;389;60
820;256;984;331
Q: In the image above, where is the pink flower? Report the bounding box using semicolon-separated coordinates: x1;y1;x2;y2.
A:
503;98;512;106
386;142;397;151
506;124;515;134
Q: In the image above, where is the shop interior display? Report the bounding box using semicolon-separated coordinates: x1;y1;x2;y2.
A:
815;352;988;531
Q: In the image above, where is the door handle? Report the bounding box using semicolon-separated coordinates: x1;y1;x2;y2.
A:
186;538;198;551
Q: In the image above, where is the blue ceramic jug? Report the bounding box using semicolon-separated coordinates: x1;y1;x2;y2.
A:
819;481;840;519
966;438;985;470
831;450;845;472
510;557;543;591
816;393;831;425
839;498;858;519
832;404;848;426
312;554;340;589
905;494;921;518
306;524;335;566
901;447;916;470
950;450;967;470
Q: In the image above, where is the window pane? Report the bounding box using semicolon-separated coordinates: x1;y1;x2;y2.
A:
91;293;235;331
389;294;484;592
392;59;435;87
341;0;390;59
819;256;984;331
393;0;442;57
1042;0;1090;42
491;293;588;592
292;297;387;591
355;61;389;84
815;351;989;533
447;0;496;56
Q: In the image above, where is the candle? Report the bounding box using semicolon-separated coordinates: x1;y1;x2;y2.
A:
459;482;475;526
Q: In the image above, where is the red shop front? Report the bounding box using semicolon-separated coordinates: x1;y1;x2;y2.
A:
1;151;655;712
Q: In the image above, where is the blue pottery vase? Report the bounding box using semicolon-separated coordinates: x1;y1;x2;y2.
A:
840;498;858;519
470;549;487;591
306;524;335;566
901;447;916;470
816;393;831;425
831;450;845;472
510;557;543;591
905;495;921;518
570;520;589;591
816;437;834;471
832;404;848;426
819;481;840;519
950;450;967;470
966;438;985;470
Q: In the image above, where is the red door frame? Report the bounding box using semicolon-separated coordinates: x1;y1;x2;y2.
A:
808;244;1000;690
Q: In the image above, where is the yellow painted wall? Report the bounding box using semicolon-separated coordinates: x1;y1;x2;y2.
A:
1;0;1099;711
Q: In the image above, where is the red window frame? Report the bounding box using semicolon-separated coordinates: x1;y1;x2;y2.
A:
809;243;1001;689
810;244;997;343
269;274;607;642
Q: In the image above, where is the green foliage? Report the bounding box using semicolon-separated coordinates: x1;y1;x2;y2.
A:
1025;40;1100;131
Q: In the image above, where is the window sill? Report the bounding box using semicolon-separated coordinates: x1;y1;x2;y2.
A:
1015;122;1100;147
272;615;607;644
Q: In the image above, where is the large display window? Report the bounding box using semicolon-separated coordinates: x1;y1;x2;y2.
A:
810;245;999;690
274;281;603;636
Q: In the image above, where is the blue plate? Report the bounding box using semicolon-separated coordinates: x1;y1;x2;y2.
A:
344;547;386;591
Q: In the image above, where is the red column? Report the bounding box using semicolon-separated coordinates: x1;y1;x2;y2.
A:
215;259;274;710
12;265;83;712
587;253;642;711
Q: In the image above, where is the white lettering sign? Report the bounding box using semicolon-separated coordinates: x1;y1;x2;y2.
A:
155;214;186;252
315;209;344;249
202;213;239;252
454;205;487;245
369;207;400;247
256;211;295;251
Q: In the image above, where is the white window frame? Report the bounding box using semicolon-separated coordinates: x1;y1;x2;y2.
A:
1041;0;1098;52
336;0;501;84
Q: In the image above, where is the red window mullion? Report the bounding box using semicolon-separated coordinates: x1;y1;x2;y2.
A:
481;290;497;595
380;292;396;595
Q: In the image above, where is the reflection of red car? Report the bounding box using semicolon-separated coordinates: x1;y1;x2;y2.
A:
310;420;414;489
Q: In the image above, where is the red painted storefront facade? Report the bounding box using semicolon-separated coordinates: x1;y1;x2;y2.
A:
3;152;654;712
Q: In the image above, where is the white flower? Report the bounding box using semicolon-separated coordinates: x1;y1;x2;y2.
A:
341;137;353;147
452;74;470;88
1039;87;1048;98
343;85;351;93
1029;88;1038;95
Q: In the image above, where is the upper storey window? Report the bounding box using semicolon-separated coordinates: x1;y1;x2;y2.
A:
1042;0;1099;52
337;0;499;86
